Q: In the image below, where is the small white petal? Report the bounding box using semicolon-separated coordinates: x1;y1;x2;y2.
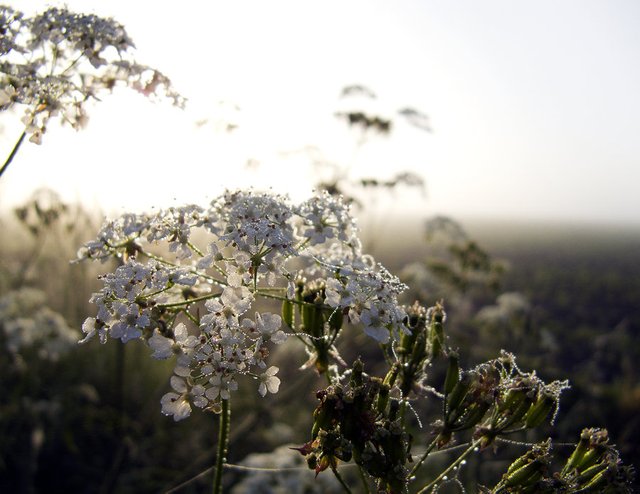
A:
266;376;281;394
170;375;188;393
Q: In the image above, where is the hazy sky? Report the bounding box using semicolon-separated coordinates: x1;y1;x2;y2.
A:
2;0;640;225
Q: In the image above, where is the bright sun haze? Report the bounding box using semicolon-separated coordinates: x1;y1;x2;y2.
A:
2;0;640;226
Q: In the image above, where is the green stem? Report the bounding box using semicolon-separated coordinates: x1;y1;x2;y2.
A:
0;129;27;179
357;465;372;493
213;398;231;494
331;466;353;494
256;289;327;310
415;440;480;494
157;292;221;309
409;436;439;479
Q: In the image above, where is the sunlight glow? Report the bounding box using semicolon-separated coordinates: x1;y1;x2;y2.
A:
2;0;640;225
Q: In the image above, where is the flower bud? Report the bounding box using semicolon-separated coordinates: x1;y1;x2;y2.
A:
312;401;333;439
457;401;490;430
428;304;445;360
376;382;390;414
507;451;534;475
580;470;609;491
446;372;470;418
436;430;452;449
500;393;535;430
383;363;400;388
575;462;608;485
281;299;294;328
563;430;591;474
503;459;545;488
575;446;604;472
350;359;364;387
444;351;460;395
524;392;555;428
499;388;528;414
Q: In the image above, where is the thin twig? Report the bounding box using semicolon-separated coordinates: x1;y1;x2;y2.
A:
332;466;353;494
416;440;481;494
213;399;231;494
409;436;439;478
0;129;27;179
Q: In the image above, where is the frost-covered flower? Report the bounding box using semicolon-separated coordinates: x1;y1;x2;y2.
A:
147;205;208;259
206;374;239;401
297;192;355;245
258;366;281;397
161;376;192;421
0;287;78;361
79;317;106;344
75;213;151;261
0;5;183;145
77;188;418;420
324;277;359;308
225;251;253;287
242;312;286;344
202;286;253;331
360;306;390;343
108;301;150;342
196;242;223;269
214;190;297;260
149;330;174;359
173;323;198;353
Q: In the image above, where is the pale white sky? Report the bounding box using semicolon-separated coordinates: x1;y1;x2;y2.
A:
2;0;640;225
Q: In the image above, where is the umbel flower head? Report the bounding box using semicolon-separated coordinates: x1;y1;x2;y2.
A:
77;189;411;420
0;5;183;144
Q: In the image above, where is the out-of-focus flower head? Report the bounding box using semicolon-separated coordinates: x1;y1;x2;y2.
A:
0;5;184;144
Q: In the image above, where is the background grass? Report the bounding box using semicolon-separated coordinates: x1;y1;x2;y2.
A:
1;200;638;492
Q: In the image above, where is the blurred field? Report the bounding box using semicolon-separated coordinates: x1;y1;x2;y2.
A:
372;215;640;470
1;199;639;492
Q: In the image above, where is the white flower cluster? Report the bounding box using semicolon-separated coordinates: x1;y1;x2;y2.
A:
78;190;409;420
0;287;78;363
0;5;183;144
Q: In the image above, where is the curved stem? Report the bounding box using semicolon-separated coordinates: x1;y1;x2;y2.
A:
0;129;27;179
415;440;480;494
213;398;231;494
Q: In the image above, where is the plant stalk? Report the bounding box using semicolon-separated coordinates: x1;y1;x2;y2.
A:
0;129;27;179
332;466;353;494
408;436;439;478
416;440;480;494
357;465;372;493
213;398;231;494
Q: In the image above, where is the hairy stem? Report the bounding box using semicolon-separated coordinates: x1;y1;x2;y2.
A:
0;129;27;179
213;398;231;494
416;440;480;494
156;292;221;309
409;436;439;479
